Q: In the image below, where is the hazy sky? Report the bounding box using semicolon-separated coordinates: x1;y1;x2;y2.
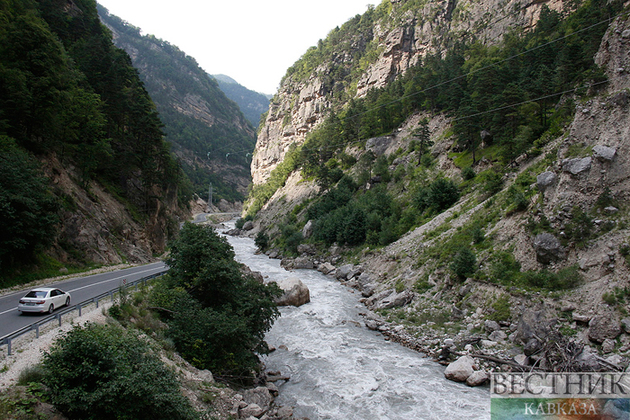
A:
97;0;373;94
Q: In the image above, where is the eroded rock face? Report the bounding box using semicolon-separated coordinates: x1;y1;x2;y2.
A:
251;0;569;186
273;277;311;307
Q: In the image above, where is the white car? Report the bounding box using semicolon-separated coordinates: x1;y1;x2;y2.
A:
17;288;71;314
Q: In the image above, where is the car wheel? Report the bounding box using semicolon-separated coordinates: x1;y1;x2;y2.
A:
65;297;70;307
48;304;54;314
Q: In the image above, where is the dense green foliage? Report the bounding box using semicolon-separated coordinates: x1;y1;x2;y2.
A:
0;0;189;273
151;223;280;380
42;323;197;420
213;74;271;127
99;7;256;201
0;137;59;268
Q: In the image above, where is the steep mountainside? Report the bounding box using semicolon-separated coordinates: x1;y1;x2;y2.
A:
0;0;188;286
252;0;571;184
98;7;256;202
245;0;630;367
212;74;271;128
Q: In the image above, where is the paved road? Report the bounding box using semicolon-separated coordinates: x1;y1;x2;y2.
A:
0;262;167;338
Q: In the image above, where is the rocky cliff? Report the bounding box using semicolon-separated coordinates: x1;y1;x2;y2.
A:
246;0;630;370
252;0;568;185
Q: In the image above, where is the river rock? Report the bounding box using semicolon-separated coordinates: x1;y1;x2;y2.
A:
335;264;355;280
239;403;264;418
533;233;565;264
273;277;311;307
276;406;294;419
593;145;616;161
562;157;592;175
318;262;336;275
444;355;475;382
588;316;622;343
466;370;490;387
293;256;314;269
297;244;317;256
536;171;557;191
242;221;254;231
242;387;273;413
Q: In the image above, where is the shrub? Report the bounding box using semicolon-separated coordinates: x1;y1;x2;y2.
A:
488;295;511;322
255;231;270;251
462;166;476;180
450;247;477;280
564;206;592;248
42;324;197;420
155;223;280;380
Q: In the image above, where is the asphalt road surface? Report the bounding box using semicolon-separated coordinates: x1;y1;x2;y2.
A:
0;262;167;338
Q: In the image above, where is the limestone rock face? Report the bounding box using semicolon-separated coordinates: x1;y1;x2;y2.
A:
251;0;569;186
273;277;311;307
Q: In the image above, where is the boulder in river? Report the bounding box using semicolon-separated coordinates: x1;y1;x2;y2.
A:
273;277;311;307
444;355;475;382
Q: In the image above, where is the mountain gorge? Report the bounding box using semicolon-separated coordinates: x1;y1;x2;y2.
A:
98;6;256;202
212;74;271;128
245;0;630;365
0;0;192;285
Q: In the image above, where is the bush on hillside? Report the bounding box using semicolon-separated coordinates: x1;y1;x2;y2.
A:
42;323;197;420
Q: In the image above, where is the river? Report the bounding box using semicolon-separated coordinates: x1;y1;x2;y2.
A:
223;230;490;420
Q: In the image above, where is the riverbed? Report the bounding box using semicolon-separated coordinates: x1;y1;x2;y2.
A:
224;231;490;420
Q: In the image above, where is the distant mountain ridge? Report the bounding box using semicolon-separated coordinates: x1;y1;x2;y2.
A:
98;6;256;201
211;74;271;128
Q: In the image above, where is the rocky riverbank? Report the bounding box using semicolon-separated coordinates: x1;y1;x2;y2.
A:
268;250;630;386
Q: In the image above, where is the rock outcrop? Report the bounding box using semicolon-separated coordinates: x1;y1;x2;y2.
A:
251;0;569;185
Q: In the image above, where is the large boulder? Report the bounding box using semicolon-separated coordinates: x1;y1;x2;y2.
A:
562;157;592;175
444;355;475;382
317;262;336;275
592;145;616;161
466;370;490;387
533;233;565;264
242;387;273;413
536;171;557;191
334;264;356;280
273;277;311;307
588;316;622;344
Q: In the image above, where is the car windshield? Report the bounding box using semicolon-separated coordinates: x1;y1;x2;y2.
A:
25;291;48;298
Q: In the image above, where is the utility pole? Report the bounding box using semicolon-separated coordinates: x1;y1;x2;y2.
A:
207;183;213;212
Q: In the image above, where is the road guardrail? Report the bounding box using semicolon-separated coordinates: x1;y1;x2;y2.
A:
0;270;167;355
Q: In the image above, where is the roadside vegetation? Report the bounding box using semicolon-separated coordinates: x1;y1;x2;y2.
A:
0;223;280;419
